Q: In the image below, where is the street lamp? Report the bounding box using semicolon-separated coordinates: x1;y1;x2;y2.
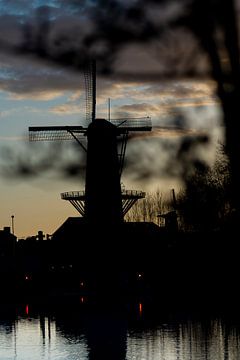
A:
11;215;14;235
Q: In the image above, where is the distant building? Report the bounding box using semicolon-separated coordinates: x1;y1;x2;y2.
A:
51;216;164;276
0;226;16;260
0;227;17;289
158;211;178;232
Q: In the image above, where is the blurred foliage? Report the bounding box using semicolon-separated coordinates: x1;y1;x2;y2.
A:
177;143;232;231
126;144;233;232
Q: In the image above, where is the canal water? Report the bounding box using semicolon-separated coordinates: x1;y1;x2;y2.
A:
1;299;240;360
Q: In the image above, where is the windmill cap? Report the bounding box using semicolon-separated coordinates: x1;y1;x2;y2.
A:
88;118;117;131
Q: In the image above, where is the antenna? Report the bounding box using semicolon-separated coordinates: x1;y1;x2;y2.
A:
108;98;111;121
172;188;177;209
11;215;15;235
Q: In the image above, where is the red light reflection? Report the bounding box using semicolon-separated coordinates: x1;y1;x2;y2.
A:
25;304;29;315
139;302;143;315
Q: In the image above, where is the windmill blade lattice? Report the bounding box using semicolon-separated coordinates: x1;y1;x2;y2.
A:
111;117;152;131
84;60;96;123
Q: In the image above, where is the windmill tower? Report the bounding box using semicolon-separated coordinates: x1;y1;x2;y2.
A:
29;61;152;225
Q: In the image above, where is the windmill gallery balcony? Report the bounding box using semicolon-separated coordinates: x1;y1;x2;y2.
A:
61;189;146;217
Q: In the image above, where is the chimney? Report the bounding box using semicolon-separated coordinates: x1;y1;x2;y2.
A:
3;227;11;234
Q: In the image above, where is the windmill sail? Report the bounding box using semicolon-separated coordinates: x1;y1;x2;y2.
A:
84;60;96;122
111;117;152;131
29;126;86;141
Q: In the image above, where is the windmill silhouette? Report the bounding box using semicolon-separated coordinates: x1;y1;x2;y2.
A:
29;60;152;225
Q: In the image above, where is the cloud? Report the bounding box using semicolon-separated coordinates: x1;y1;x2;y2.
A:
0;135;26;141
50;103;83;115
129;127;208;140
49;90;84;114
117;102;160;113
123;133;216;186
0;0;209;80
0;1;216;104
95;78;221;137
68;90;82;101
9;90;65;101
0;56;84;100
137;81;216;101
0;0;35;15
96;78;217;105
0;106;40;118
0;1;224;138
0;140;87;181
113;97;219;119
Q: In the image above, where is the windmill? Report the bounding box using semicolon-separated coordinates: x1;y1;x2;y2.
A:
29;60;152;225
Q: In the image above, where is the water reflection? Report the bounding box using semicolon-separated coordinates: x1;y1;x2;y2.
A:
1;302;240;360
127;320;240;360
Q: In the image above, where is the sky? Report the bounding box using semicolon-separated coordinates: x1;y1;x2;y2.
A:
0;0;225;237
